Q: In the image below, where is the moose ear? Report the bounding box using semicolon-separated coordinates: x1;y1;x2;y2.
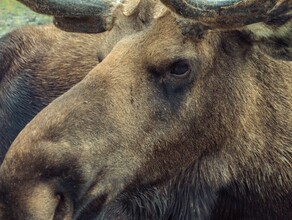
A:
247;19;292;61
17;0;122;33
153;2;168;19
121;0;141;17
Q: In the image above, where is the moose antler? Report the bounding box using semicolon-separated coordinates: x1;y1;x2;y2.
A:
160;0;292;28
17;0;122;32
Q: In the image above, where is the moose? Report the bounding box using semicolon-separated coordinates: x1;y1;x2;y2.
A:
0;0;159;161
0;0;291;219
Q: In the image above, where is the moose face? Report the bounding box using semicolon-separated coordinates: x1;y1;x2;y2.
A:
0;0;291;219
0;0;164;162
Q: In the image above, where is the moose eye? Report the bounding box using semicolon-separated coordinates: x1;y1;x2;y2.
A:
170;60;190;77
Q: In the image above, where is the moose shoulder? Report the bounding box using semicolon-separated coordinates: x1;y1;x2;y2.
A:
0;0;291;219
0;26;101;160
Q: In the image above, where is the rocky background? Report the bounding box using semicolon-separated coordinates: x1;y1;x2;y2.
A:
0;0;52;37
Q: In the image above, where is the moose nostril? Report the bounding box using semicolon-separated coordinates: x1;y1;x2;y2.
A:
54;193;73;220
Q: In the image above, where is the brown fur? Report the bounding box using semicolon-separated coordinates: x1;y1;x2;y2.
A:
0;1;291;219
0;25;101;159
0;0;159;162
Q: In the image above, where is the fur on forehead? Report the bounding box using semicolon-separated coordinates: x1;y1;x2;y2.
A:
174;17;210;39
174;10;292;41
118;0;208;38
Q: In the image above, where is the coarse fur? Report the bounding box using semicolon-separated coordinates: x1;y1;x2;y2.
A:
0;0;160;162
0;0;291;219
0;26;101;159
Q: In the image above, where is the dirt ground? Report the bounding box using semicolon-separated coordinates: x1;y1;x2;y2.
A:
0;0;51;37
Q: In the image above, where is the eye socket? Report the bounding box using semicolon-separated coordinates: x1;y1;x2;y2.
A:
170;60;190;77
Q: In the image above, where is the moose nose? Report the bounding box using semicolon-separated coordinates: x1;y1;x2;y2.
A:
21;183;73;220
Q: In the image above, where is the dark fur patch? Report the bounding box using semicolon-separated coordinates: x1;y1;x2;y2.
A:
0;33;45;160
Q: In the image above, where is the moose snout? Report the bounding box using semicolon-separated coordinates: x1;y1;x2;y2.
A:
0;137;128;220
0;166;113;220
21;183;73;220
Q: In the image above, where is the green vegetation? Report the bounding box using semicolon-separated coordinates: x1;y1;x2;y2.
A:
0;0;52;37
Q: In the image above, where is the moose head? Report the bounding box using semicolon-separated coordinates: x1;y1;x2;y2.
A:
0;0;291;219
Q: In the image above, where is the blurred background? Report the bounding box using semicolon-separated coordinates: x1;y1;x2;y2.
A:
0;0;52;37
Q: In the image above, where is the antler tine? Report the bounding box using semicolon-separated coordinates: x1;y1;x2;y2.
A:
160;0;292;28
17;0;122;33
17;0;121;17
